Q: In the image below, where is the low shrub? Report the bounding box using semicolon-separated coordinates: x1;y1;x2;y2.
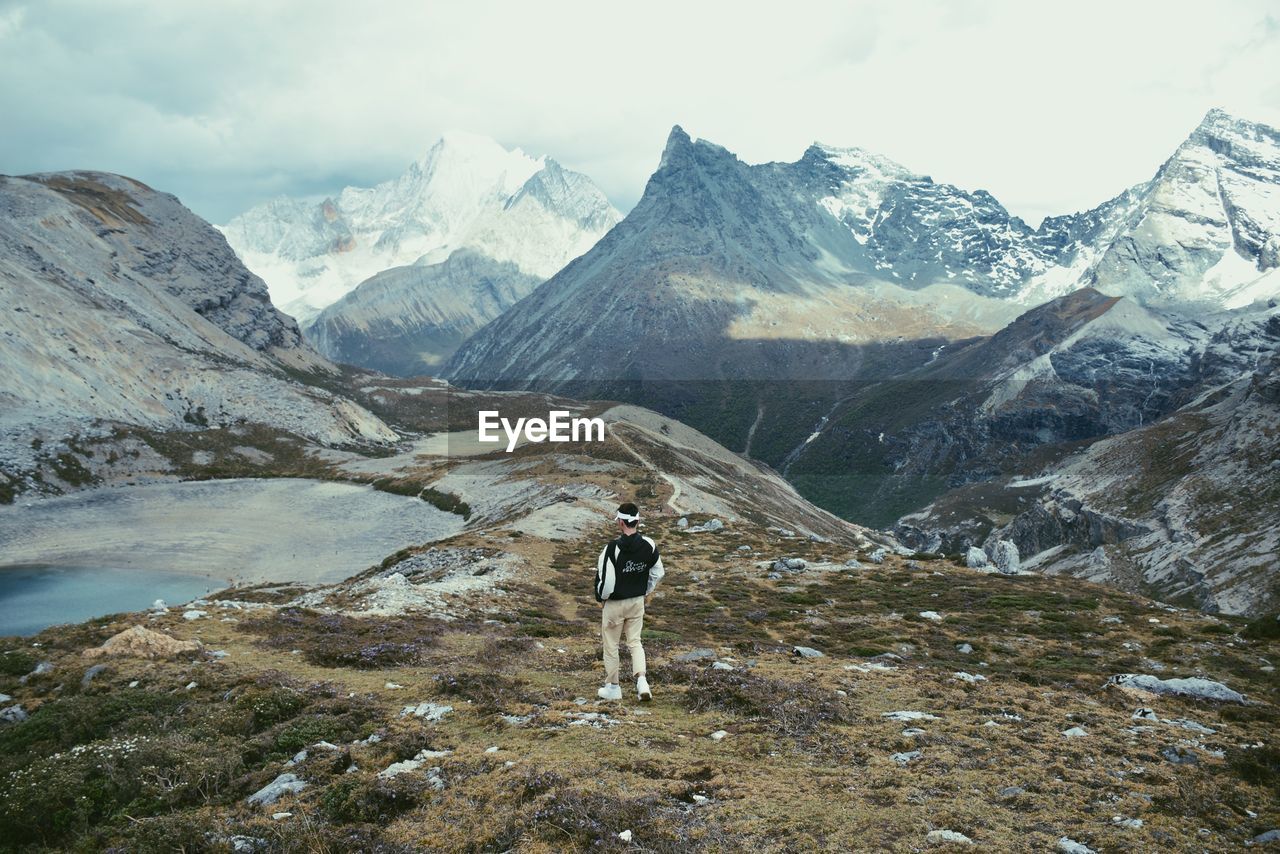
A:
653;664;850;737
0;734;244;847
239;608;442;669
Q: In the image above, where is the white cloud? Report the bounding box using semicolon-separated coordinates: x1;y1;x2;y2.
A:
1;0;1277;225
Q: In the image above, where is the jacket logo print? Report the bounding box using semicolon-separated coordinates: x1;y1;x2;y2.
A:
620;560;647;574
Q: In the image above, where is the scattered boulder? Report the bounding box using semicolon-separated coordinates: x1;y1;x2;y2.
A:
867;548;887;565
20;661;53;683
891;750;921;765
83;626;202;660
377;758;424;779
1252;829;1280;845
956;643;974;654
1057;838;1096;854
81;664;109;687
676;517;689;528
844;558;862;568
1061;727;1088;738
400;702;453;721
0;705;29;724
964;547;988;568
709;730;728;741
926;830;973;845
986;540;1020;574
675;648;716;663
882;711;938;722
952;672;986;683
772;557;807;573
998;786;1025;798
792;646;824;659
918;611;943;622
182;609;208;621
618;830;633;843
0;693;10;703
1166;718;1215;734
686;518;724;533
712;661;735;671
1160;745;1198;765
246;773;307;806
1107;674;1245;703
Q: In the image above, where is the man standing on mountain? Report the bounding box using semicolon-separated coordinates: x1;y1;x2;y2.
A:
594;502;664;702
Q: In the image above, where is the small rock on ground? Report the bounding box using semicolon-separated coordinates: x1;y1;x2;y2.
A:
926;829;973;845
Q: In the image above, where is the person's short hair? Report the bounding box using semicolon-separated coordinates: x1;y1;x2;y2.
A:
616;502;640;526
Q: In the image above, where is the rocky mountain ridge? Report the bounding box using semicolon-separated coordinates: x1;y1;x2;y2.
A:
0;171;395;500
449;110;1279;395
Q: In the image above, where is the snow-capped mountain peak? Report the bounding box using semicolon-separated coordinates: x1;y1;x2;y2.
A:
1017;107;1280;308
220;134;619;322
806;142;921;182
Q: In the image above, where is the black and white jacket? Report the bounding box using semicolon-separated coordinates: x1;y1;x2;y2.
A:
594;532;664;602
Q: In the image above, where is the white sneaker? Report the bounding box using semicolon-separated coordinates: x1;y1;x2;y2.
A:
597;683;622;701
636;675;652;702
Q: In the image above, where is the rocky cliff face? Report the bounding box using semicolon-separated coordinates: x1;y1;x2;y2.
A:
0;171;396;492
897;307;1280;615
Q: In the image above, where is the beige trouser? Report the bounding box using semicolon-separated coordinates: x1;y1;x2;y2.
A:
601;596;646;684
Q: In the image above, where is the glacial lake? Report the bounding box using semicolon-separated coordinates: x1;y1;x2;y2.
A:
0;565;221;637
0;478;466;636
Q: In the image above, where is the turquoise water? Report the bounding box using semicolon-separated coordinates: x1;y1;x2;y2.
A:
0;478;465;636
0;564;222;636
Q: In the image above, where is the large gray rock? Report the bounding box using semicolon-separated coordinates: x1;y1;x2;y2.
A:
985;540;1020;575
925;830;973;845
246;773;307;806
1107;673;1246;703
0;705;29;724
964;547;989;568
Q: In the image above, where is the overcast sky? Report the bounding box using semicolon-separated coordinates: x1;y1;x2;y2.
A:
2;0;1278;226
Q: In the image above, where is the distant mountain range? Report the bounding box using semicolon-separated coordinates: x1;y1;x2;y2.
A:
220;134;620;374
448;109;1278;390
6;110;1276;614
442;109;1279;614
